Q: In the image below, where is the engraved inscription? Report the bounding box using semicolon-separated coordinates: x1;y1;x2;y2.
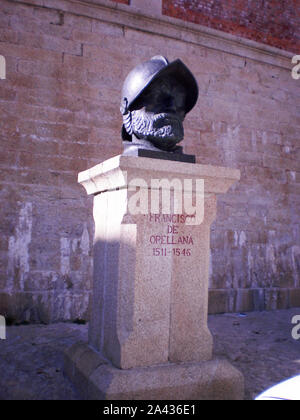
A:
148;214;194;257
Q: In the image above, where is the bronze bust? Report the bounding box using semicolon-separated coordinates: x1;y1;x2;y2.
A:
120;56;198;159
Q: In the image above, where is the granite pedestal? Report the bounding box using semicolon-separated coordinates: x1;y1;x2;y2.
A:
64;155;244;400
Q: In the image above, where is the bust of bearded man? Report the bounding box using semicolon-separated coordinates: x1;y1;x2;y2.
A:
120;56;198;157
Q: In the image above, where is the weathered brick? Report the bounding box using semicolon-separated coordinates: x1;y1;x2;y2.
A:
19;152;88;173
0;150;18;167
0;42;63;63
162;0;299;53
289;289;300;307
208;289;228;314
20;32;82;56
0;28;19;44
91;20;124;37
0;86;16;101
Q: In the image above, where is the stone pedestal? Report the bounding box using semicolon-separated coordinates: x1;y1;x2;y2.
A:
64;155;244;400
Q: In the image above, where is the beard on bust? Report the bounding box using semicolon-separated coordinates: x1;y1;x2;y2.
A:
131;109;184;151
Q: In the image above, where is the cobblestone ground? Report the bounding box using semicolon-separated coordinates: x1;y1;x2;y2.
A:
208;308;300;400
0;308;299;400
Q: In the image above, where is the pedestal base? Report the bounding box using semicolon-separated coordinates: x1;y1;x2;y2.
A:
64;343;244;400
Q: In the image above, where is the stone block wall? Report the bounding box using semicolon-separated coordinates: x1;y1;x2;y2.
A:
0;0;299;322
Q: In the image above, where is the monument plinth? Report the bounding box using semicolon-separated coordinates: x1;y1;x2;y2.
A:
64;155;244;400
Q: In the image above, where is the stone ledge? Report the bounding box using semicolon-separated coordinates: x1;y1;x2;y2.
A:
64;342;244;400
208;288;300;314
78;154;241;196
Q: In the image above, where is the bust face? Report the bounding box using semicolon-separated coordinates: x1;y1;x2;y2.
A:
130;75;187;151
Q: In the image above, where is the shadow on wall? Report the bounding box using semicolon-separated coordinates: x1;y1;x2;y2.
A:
89;238;135;369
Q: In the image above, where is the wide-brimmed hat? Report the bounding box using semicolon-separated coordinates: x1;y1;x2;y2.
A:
121;55;198;114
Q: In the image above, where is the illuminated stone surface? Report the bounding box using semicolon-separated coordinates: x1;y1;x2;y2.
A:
64;155;244;400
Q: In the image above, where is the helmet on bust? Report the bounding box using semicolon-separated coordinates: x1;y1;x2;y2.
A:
121;55;198;114
120;56;198;140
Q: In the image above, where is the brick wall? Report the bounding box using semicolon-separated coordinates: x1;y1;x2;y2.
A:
163;0;300;53
0;0;299;322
